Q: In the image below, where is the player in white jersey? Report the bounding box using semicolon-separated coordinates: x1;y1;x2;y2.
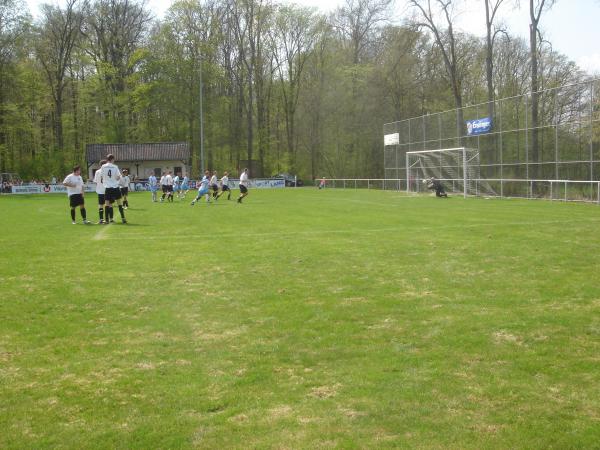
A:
93;159;107;223
159;172;166;202
119;169;131;209
237;168;249;203
191;170;211;205
209;171;219;199
63;165;90;224
173;174;181;199
160;171;174;202
148;174;158;202
215;171;231;200
100;154;127;224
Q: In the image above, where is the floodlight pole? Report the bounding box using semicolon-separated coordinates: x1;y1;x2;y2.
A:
199;54;205;175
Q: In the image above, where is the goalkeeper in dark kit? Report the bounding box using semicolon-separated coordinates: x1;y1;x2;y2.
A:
424;177;448;197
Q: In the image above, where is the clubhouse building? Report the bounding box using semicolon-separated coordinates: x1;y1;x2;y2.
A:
86;142;191;180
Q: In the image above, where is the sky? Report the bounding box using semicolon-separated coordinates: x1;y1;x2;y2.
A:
25;0;600;74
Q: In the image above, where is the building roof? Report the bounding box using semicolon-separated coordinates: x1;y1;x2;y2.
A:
86;142;190;164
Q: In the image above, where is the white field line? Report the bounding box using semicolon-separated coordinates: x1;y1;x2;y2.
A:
93;225;110;241
93;217;600;241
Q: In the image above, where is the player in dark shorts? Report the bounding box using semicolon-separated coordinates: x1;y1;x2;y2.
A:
237;168;249;203
100;154;127;223
209;171;218;199
425;177;448;197
93;159;107;223
63;165;90;224
216;171;231;200
119;169;130;209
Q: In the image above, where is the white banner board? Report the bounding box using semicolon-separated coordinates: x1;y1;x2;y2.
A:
384;133;400;146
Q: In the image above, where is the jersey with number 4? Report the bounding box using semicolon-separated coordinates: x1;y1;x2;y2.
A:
101;163;121;189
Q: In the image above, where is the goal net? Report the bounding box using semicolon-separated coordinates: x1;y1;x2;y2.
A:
406;148;496;197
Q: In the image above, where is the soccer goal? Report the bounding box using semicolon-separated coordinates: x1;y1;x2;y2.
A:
406;147;496;198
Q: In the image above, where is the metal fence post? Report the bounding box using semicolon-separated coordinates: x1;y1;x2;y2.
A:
525;95;529;181
406;153;410;194
590;81;594;181
463;147;467;198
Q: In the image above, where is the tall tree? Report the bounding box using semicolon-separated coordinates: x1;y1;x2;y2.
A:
0;0;30;172
35;0;83;153
529;0;555;176
409;0;466;144
82;0;151;141
331;0;392;64
229;0;272;175
483;0;510;118
271;4;320;170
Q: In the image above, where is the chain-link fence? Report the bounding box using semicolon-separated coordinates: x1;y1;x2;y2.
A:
384;79;600;202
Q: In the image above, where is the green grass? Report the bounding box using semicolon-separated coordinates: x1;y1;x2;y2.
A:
1;189;599;449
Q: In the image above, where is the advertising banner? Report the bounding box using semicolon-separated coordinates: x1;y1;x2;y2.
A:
10;184;98;194
6;179;286;194
466;117;492;135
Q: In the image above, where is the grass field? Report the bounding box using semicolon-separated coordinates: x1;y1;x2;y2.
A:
1;188;599;448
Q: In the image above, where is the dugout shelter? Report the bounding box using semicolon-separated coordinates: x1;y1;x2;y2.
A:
86;142;191;180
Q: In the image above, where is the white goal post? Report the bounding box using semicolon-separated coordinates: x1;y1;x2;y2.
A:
406;147;495;198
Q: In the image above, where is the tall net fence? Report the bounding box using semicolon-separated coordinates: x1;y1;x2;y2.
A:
384;79;600;202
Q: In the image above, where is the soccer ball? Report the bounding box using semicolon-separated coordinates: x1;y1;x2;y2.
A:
422;179;428;184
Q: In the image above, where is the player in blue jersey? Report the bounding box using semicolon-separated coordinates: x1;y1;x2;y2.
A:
173;173;181;199
190;170;211;205
180;175;189;199
148;174;158;202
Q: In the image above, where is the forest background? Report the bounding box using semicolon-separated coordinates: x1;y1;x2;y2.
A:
0;0;592;181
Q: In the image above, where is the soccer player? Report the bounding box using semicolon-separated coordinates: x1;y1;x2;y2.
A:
100;154;127;223
159;172;166;201
173;173;181;199
119;169;131;209
93;159;107;223
210;171;219;199
180;175;190;199
318;177;326;189
165;171;174;202
215;171;231;200
148;173;158;202
425;177;448;198
191;170;211;205
63;165;90;224
237;168;249;203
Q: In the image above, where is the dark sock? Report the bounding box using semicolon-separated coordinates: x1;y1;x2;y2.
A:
99;207;104;221
104;206;109;220
70;209;76;221
109;206;114;220
81;208;86;220
118;205;125;218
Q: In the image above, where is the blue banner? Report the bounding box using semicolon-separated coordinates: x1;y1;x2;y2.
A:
466;117;492;135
